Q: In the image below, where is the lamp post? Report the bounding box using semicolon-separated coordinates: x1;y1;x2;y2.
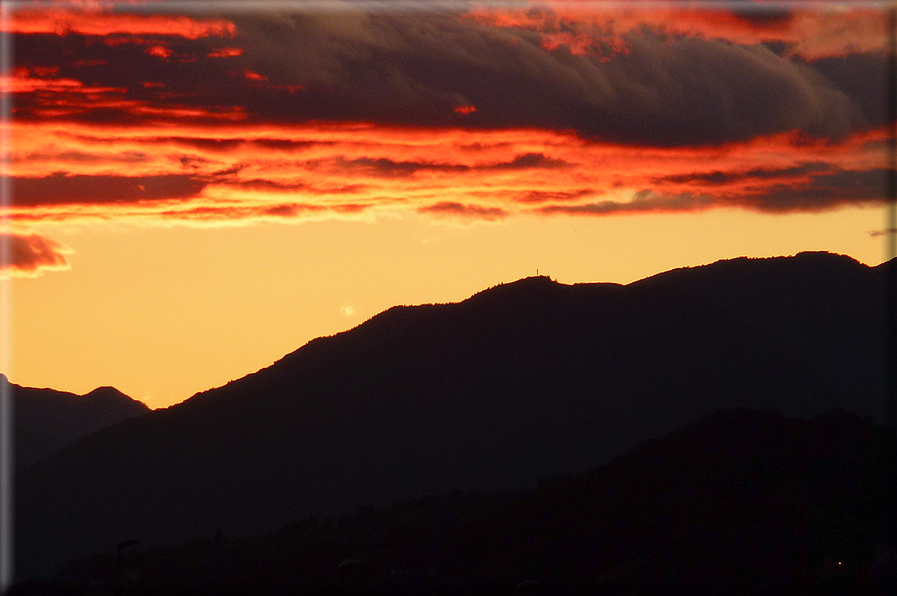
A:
517;578;540;593
115;538;140;596
338;559;361;592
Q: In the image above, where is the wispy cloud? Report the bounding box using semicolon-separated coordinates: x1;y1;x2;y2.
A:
418;201;508;221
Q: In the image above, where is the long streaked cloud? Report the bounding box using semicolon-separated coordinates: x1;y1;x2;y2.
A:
5;120;887;226
186;10;870;145
11;173;208;206
6;8;236;38
6;4;883;145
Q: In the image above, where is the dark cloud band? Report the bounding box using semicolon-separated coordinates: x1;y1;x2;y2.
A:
11;174;207;207
9;9;880;147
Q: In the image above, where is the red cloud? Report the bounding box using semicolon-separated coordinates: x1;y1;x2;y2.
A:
146;45;172;59
1;233;72;278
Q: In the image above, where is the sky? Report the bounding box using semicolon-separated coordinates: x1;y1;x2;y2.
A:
0;0;893;409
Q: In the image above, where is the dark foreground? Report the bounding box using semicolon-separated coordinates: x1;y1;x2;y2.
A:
11;409;897;594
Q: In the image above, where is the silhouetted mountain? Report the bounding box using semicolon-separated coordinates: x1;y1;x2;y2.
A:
2;375;149;471
38;409;897;594
14;252;893;582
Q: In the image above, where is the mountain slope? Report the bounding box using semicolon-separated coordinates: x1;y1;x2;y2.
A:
14;252;892;580
51;408;896;593
3;375;149;471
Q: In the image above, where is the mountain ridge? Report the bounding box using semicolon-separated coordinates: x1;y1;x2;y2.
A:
159;250;876;408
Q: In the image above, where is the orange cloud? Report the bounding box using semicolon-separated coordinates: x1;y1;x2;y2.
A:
2;118;887;227
463;1;886;60
6;9;236;39
0;68;124;94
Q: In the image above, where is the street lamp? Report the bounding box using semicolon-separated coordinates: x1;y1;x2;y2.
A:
338;559;362;591
115;538;140;595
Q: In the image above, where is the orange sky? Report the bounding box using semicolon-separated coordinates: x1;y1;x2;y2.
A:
1;1;893;408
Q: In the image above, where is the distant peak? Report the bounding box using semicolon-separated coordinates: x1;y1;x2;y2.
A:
792;250;862;263
745;251;867;272
83;386;150;411
86;385;123;394
468;275;563;301
489;274;561;290
84;386;129;401
632;251;868;287
511;274;559;285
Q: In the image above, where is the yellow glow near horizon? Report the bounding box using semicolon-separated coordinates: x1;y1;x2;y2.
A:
5;203;886;409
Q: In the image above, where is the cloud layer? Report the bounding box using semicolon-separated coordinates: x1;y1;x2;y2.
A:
2;1;890;243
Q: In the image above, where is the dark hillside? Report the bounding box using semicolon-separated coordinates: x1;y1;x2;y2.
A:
14;252;892;581
41;409;896;594
4;375;149;471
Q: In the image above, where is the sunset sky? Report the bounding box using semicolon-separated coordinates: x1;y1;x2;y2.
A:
1;0;893;409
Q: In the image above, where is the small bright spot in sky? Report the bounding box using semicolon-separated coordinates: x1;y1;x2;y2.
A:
340;305;355;317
